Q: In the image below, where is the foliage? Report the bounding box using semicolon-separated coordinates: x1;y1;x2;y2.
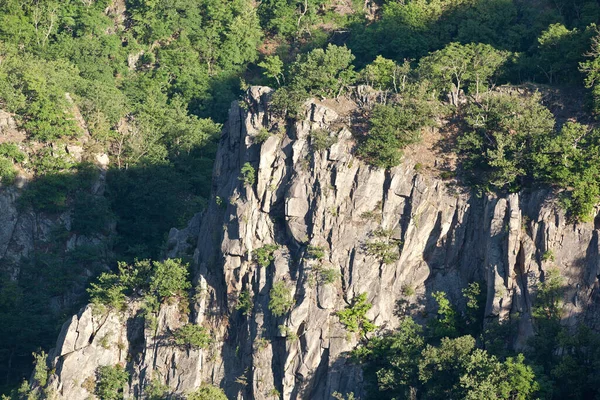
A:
254;244;279;267
254;128;272;144
306;245;325;260
31;352;47;387
0;143;24;183
236;290;253;315
337;293;376;336
186;385;228;400
458;92;555;193
239;162;256;186
290;44;356;98
357;92;438;168
258;55;284;86
355;316;539;400
310;130;337;151
364;229;401;264
95;365;129;400
173;324;212;349
268;281;294;317
419;42;510;104
88;259;191;312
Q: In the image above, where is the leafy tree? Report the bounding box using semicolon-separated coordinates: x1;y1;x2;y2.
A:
95;365;129;400
419;42;509;105
361;57;411;93
269;281;294;317
173;324;212;349
458;92;555;192
187;385;227;400
258;55;284;86
337;293;376;336
290;44;356;98
352;317;424;398
357;91;438;168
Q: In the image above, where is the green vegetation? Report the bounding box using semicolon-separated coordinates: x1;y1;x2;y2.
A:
239;162;256;186
88;259;191;313
307;245;326;260
236;290;253;316
254;244;279;267
310;129;337;151
365;229;401;264
187;385;228;400
173;324;212;349
95;365;129;400
268;281;294;317
337;293;376;336
4;0;600;395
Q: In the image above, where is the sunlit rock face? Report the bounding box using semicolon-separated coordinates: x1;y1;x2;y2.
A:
45;87;600;400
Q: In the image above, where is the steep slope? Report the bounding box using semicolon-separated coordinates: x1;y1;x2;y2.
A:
44;87;600;399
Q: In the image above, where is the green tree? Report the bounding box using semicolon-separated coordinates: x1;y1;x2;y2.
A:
357;91;438;168
419;42;509;105
95;365;129;400
187;385;227;400
269;281;294;317
290;44;356;98
337;293;376;336
258;55;284;86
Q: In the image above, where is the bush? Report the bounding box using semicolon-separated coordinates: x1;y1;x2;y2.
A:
173;324;212;349
357;98;437;169
254;244;278;267
269;282;294;317
337;293;375;335
290;44;356;98
307;245;325;260
254;128;272;144
310;129;337;151
95;365;129;400
239;162;256;186
236;290;253;315
87;259;191;312
187;385;227;400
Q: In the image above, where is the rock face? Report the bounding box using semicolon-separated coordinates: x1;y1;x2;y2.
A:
45;87;600;399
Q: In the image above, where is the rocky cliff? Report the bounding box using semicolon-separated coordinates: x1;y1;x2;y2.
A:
43;87;600;399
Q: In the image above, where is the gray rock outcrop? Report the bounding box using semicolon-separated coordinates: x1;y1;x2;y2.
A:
44;87;600;399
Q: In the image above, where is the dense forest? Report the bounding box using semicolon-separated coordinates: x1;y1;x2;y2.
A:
2;0;600;399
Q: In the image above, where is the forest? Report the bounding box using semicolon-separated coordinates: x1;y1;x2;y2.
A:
2;0;600;399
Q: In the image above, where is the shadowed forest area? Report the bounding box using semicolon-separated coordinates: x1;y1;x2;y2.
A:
2;0;600;398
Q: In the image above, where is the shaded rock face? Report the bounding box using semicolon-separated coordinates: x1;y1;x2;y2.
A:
47;87;600;399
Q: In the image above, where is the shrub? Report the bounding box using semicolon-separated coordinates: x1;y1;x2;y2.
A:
310;129;337;151
239;162;256;186
95;365;129;400
269;282;294;317
187;385;227;400
254;244;279;267
32;351;48;387
254;128;271;144
236;290;253;315
87;259;192;312
307;245;325;260
357;98;437;168
173;324;212;349
337;293;375;335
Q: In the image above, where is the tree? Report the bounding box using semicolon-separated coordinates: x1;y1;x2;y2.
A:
269;281;294;317
419;42;509;105
187;385;228;400
95;365;129;400
258;55;284;86
290;44;356;98
357;91;438;169
458;92;555;192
